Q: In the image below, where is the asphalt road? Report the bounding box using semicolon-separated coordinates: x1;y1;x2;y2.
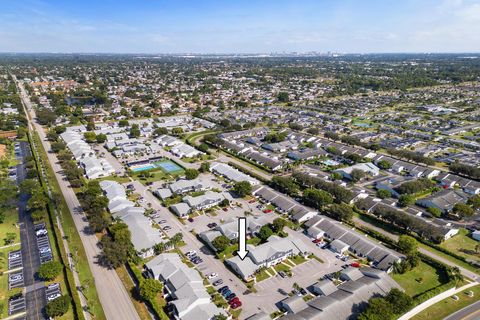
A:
17;141;47;320
15;78;140;320
444;300;480;320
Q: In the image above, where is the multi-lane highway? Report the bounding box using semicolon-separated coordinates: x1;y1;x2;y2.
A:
14;76;140;320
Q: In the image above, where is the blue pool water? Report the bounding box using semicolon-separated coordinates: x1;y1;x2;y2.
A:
131;164;156;172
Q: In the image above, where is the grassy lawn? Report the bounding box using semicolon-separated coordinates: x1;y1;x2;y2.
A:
439;229;480;263
274;263;291;273
392;261;447;297
291;255;307;265
95;175;131;184
412;285;480;320
255;268;273;282
0;208;20;246
130;168;183;185
247;237;261;246
418;243;479;274
217;244;239;260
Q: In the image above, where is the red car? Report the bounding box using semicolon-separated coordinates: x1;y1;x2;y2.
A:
229;297;240;304
230;301;242;309
248;199;256;203
312;239;322;244
350;262;360;268
223;208;228;212
263;209;272;213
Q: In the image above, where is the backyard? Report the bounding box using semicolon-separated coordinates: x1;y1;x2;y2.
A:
392;260;448;297
439;228;480;263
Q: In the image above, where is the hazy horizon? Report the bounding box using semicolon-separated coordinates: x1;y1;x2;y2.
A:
1;0;480;53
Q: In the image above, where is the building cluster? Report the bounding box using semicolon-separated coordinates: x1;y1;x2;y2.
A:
100;180;163;257
280;267;402;320
61;129;115;179
145;253;226;320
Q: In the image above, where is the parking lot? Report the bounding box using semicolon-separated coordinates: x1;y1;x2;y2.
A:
8;249;23;270
9;271;25;289
45;282;62;302
9;294;26;316
34;222;53;264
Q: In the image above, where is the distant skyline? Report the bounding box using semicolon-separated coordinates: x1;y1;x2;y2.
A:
1;0;480;54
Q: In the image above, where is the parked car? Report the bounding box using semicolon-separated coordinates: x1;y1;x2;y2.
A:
48;283;60;289
263;209;272;213
47;293;61;301
213;279;223;286
226;293;236;300
186;250;197;257
163;226;172;231
188;218;194;222
230;301;242;309
221;290;232;298
158;220;167;224
278;271;287;278
36;229;48;237
218;286;229;294
9;252;21;259
207;273;218;280
229;297;240;304
9;274;22;282
222;208;228;212
312;239;322;244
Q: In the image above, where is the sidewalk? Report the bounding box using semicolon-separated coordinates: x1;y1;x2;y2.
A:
398;282;478;320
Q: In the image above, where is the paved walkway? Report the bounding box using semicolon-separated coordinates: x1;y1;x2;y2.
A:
398;282;478;320
0;243;21;250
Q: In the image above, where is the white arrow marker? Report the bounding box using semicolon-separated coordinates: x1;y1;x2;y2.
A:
237;217;249;260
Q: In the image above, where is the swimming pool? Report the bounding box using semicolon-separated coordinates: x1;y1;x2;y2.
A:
155;160;183;173
131;164;156;172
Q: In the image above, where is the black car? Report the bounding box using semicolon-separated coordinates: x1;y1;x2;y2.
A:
226;293;236;301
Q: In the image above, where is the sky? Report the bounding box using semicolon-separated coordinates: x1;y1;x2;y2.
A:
0;0;479;54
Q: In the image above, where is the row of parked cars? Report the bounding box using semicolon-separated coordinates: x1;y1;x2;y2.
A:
35;222;53;264
186;250;203;265
218;286;242;309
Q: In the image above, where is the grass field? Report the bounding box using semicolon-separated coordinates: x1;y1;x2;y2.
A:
0;208;20;246
439;229;480;263
418;243;479;274
255;268;273;282
412;285;480;320
392;261;447;297
130;168;183;185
